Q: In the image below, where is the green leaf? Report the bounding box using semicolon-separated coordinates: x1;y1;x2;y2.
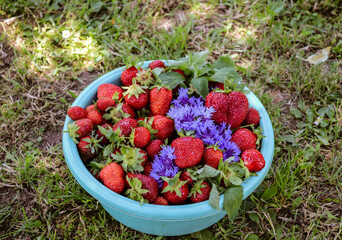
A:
159;72;186;89
189;50;209;66
229;175;243;186
66;90;78;98
91;1;104;12
306;108;314;123
315;132;329;145
249;212;260;223
210;68;237;83
261;187;278;201
292;196;303;209
209;184;220;210
151;67;164;80
290;108;302;118
191;77;209;99
166;60;188;69
246;233;259;240
325;210;338;220
195;165;221;178
298;100;307;112
213;55;236;70
223;185;243;222
103;144;114;157
90;161;105;169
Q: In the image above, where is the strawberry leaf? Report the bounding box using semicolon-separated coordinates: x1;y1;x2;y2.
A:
209;184;221;210
159;72;186;89
210;68;242;83
213;55;236;70
90;161;105;169
195;165;221;178
191;77;209;99
229;174;243;185
166;60;188;69
223;185;243;222
189;50;209;67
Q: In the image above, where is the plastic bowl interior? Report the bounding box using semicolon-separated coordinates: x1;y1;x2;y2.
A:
62;60;274;236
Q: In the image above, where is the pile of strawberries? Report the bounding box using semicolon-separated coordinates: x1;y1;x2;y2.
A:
66;58;266;207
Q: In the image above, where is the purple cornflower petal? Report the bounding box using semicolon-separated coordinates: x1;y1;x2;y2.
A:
150;146;179;188
223;141;241;162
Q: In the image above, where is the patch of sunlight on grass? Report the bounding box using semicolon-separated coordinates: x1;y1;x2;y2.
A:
189;2;215;19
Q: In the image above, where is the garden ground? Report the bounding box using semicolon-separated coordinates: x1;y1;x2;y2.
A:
0;1;341;239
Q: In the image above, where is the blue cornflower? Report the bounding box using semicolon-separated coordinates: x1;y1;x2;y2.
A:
222;141;241;162
150;146;179;187
167;87;241;163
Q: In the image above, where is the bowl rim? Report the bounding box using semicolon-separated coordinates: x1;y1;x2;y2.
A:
62;60;274;220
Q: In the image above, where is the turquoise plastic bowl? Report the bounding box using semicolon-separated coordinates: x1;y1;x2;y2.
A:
62;60;274;236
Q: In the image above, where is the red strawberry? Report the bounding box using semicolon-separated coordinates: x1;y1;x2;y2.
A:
96;97;116;112
113;118;138;137
87;110;103;126
162;174;189;205
127;173;159;203
226;91;249;129
96;123;112;145
152;116;175;140
121;66;139;86
123;83;149;110
152;196;168;205
143;161;153;175
132;126;151;148
139;149;148;166
100;162;125;193
121;103;136;118
243;108;261;126
148;60;165;69
67;118;93;141
77;136;102;162
85;104;98;113
97;83;123;100
67;106;86;120
173;69;186;78
205;91;230;124
190;180;211;203
150;87;173;116
231;128;257;152
171;137;204;168
202;147;223;169
210;82;224;90
241;149;265;172
180;170;195;185
146;139;164;159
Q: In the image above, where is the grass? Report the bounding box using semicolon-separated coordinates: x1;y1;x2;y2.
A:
0;0;341;239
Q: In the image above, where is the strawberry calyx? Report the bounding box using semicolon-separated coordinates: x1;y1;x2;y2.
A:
103;103;131;123
111;92;121;102
206;142;222;151
125;177;150;205
81;133;103;154
189;180;207;198
161;172;188;197
66;121;81;143
134;68;155;86
137;117;158;136
111;146;146;172
176;129;196;138
122;79;148;99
